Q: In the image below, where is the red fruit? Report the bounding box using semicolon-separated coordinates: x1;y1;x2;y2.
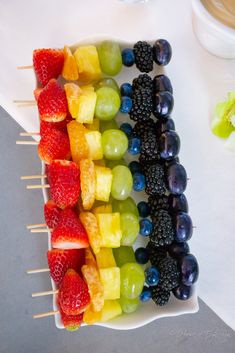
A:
33;49;64;87
47;249;85;286
58;269;90;315
38;79;68;122
51;208;89;249
44;200;61;228
38;129;71;164
34;88;43;102
40;114;73;138
60;307;83;331
49;160;81;208
45;164;51;184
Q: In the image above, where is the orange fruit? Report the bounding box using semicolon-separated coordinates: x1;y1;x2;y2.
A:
83;306;101;325
82;264;104;312
79;159;96;210
79;212;101;254
67;120;89;164
62;46;79;81
64;83;82;119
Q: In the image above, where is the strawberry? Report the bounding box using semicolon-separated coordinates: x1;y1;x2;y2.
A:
40;114;72;138
38;129;71;164
47;249;85;286
33;49;64;87
51;208;89;249
60;306;83;331
38;79;68;122
34;88;43;102
45;164;51;184
49;160;81;208
44;200;61;228
58;269;90;315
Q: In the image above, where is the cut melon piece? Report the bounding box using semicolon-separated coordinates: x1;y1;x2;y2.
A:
82;264;104;312
95;248;116;269
83;306;101;325
64;83;82;119
96;213;122;248
62;46;79;81
67;121;89;163
94;166;112;202
79;159;95;210
79;212;101;254
100;300;122;322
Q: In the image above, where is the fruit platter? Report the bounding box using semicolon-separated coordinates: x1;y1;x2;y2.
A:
17;38;199;330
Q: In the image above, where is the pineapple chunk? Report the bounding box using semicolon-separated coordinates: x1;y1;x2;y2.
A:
83;306;101;325
79;212;101;254
82;264;104;312
85;131;103;160
96;213;122;248
95;248;116;268
99;267;120;300
74;46;101;83
81;85;95;93
93;204;112;215
100;300;122;322
67;121;89;163
62;46;79;81
94;166;112;202
76;90;97;124
64;83;82;118
85;118;100;131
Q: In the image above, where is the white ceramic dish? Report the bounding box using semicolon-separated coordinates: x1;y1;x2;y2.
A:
40;38;199;330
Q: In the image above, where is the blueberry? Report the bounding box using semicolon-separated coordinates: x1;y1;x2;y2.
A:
173;212;193;243
140;286;152;302
135;247;149;264
133;172;145;191
145;267;159;286
153;74;173;94
120;122;133;137
153;39;172;66
137;201;150;217
120;83;133;97
128;137;141;155
168;241;190;259
166;163;187;195
168;194;188;214
140;219;153;236
120;96;132;114
173;283;193;300
122;48;135;67
178;254;199;286
156;117;175;136
128;161;142;175
153;91;174;119
159;130;180;160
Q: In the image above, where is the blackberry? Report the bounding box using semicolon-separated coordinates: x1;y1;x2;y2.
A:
146;241;168;267
158;257;179;291
148;195;169;216
151;285;170;306
150;209;174;247
133;119;155;139
140;130;159;163
132;74;153;91
129;88;153;122
133;41;153;73
145;163;167;196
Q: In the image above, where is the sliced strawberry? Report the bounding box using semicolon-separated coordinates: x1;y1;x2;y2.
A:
60;306;83;331
33;49;64;87
58;269;90;315
38;79;68;122
38;129;71;164
47;249;85;286
51;208;89;249
34;88;43;102
44;200;61;228
49;160;81;208
40;114;73;138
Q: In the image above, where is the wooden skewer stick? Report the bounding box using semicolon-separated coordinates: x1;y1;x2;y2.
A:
27;268;49;274
27;223;46;229
17;65;33;70
33;310;59;319
20;132;39;137
16;103;37;108
26;184;50;190
21;175;46;180
16;141;39;145
30;228;51;233
32;289;58;298
13;100;36;104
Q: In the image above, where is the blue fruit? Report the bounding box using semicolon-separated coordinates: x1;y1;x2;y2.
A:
153;74;173;94
153;39;172;66
156;117;175;135
166;163;187;195
168;194;188;213
153;91;174;119
128;161;142;175
159;130;180;160
140;286;152;302
128;137;141;155
135;247;149;264
178;254;199;286
173;283;193;300
133;172;145;191
174;212;193;243
120;122;133;137
145;267;159;286
120;83;133;97
122;48;135;67
137;201;150;217
120;96;132;114
140;219;153;237
168;241;190;258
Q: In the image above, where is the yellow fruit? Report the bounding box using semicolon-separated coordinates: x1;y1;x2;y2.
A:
76;91;97;124
67;121;89;163
93;204;112;215
94;166;112;202
99;267;120;300
74;46;101;83
85;131;103;160
82;264;104;312
96;213;122;248
79;159;96;210
84;248;97;267
79;212;101;254
95;248;116;268
94;159;106;167
83;306;101;325
62;46;79;81
100;300;122;322
85;118;100;131
64;83;82;119
81;85;95;93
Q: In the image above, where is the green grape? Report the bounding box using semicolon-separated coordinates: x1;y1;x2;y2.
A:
111;165;133;200
211;92;235;138
112;197;139;217
113;246;135;267
100;119;119;133
119;296;139;314
95;78;120;96
120;263;145;299
105;159;127;169
102;129;128;160
97;41;122;76
95;87;121;121
120;212;140;246
211;117;234;138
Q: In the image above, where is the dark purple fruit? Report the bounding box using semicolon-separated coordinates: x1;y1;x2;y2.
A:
173;212;193;243
173;283;193;300
153;75;173;94
178;254;199;286
168;194;188;214
159;130;180;160
153;91;174;119
168;241;190;258
166;163;187;195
